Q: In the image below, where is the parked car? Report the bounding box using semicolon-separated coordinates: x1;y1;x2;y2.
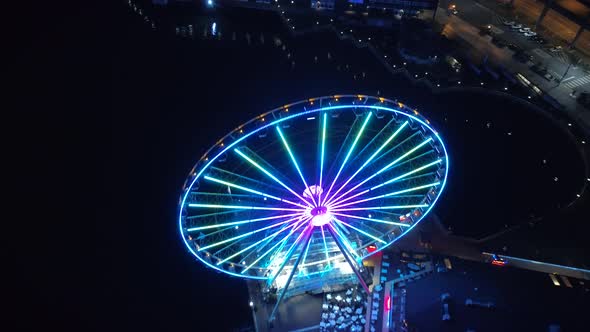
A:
503;20;515;26
549;46;563;53
519;28;531;33
510;24;523;29
507;43;521;51
491;37;506;48
524;31;537;37
544;72;554;81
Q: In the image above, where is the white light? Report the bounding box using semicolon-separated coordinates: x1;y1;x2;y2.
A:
249;301;254;307
568;123;572;126
311;213;332;226
504;87;508;90
235;226;239;229
207;0;213;6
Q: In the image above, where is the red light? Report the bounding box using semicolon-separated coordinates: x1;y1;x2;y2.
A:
367;245;377;253
491;260;506;266
385;296;391;310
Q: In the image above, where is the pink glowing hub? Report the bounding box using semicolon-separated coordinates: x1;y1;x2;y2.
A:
309;206;332;226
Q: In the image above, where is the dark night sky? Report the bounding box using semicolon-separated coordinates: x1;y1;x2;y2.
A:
9;3;257;331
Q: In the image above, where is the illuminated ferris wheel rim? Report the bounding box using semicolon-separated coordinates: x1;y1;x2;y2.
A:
179;95;450;280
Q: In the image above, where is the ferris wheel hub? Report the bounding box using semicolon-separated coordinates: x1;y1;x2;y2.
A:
308;206;332;227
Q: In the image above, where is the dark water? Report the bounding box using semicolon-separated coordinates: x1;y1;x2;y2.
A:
88;2;590;331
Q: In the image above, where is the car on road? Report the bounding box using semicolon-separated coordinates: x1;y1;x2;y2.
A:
441;293;451;321
513;51;533;63
491;254;507;266
465;298;496;309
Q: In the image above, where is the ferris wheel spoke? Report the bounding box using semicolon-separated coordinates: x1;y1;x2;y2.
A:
320;225;330;268
328;137;434;205
204;175;308;209
326;222;369;294
328;182;440;210
241;216;310;274
276;126;317;206
324;121;408;207
215;216;307;266
323;112;372;205
371;131;420;166
300;234;312;267
353;117;397;163
370;159;442;191
188;203;304;212
186;212;303;231
333;218;387;244
210;166;286;193
267;223;313;287
330;204;428;213
234;149;315;207
332;212;410;227
187;209;242;219
209;216;301;257
197;214;304;251
318;113;327;200
329;220;360;258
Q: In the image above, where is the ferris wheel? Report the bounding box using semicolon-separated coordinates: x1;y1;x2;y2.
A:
178;95;448;318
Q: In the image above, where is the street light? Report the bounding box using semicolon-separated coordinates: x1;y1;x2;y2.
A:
249;301;254;307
